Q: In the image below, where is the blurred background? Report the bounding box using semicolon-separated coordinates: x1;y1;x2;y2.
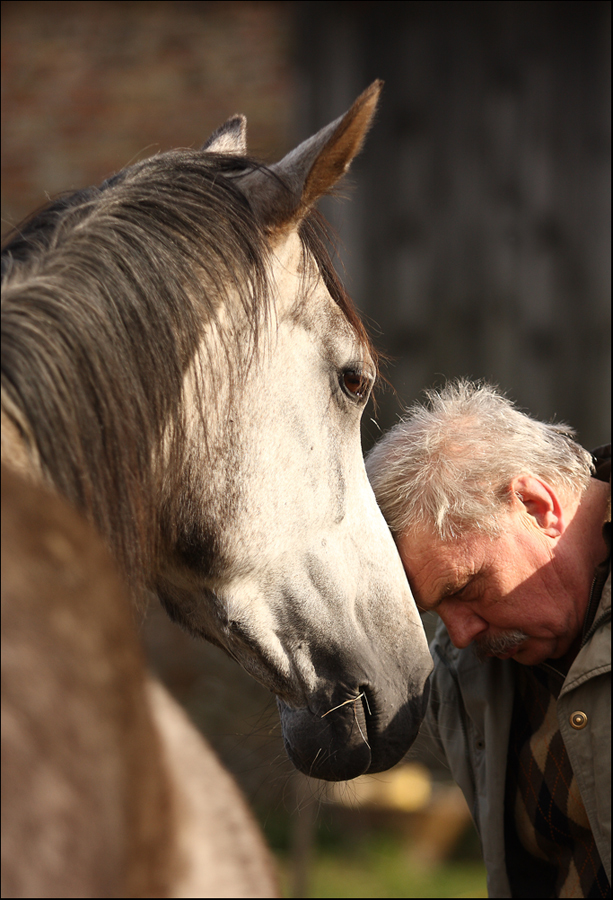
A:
2;2;610;897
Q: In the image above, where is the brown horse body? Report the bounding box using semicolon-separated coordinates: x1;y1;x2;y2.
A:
1;466;278;897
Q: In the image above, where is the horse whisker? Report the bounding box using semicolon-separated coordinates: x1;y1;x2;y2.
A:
308;747;323;779
353;704;371;750
321;692;364;718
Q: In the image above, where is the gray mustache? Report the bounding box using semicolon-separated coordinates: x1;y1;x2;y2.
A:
474;629;528;662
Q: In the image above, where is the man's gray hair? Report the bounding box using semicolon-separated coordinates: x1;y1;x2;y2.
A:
366;379;594;541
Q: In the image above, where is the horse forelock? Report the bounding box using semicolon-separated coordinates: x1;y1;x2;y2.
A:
1;148;373;594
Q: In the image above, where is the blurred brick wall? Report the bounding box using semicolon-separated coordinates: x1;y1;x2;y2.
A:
2;0;296;234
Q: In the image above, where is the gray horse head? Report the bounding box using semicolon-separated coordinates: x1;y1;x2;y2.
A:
156;83;432;779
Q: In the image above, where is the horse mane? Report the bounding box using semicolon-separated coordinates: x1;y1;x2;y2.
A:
1;149;374;594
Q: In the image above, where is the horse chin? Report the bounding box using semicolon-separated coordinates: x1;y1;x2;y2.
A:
277;681;430;782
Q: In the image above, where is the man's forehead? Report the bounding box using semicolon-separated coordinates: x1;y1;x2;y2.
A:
396;528;483;607
397;526;473;565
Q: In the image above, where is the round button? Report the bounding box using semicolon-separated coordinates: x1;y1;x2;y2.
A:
570;711;588;730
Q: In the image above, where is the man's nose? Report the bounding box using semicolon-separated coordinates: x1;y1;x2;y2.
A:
440;605;488;649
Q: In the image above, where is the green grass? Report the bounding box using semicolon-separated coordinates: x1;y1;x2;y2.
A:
273;829;488;898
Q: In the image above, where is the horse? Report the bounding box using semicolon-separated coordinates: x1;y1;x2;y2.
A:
2;464;279;897
1;81;432;895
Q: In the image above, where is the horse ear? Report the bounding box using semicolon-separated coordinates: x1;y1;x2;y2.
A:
202;115;247;156
243;80;383;229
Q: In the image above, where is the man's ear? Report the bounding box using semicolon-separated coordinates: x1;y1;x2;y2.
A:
509;475;565;537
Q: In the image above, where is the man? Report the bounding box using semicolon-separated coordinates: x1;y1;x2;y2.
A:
366;380;610;898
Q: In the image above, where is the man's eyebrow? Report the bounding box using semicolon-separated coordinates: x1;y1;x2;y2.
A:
438;578;471;605
417;573;476;612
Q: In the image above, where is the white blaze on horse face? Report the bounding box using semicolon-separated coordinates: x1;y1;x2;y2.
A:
171;227;431;705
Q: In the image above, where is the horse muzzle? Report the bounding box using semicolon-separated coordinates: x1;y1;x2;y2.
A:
277;677;430;782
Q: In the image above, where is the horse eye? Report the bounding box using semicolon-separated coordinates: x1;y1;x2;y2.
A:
342;370;370;400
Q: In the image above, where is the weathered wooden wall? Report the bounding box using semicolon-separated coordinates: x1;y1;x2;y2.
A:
295;0;611;451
